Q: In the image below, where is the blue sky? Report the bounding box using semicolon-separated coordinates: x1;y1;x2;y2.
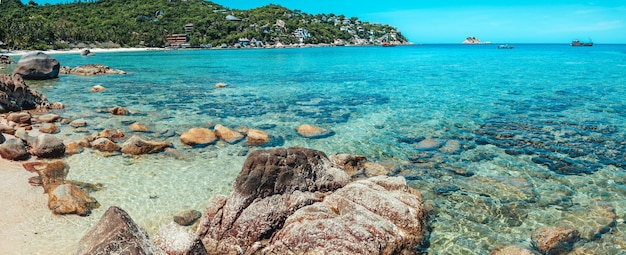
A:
24;0;626;43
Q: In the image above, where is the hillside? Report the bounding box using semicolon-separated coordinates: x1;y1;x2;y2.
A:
0;0;407;50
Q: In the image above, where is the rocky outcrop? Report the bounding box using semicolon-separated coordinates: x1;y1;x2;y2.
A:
196;147;427;254
76;206;162;255
61;64;126;76
462;36;481;44
0;55;14;64
120;135;171;155
0;74;60;112
13;52;60;80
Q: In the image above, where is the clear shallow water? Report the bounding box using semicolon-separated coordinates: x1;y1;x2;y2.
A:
19;44;626;253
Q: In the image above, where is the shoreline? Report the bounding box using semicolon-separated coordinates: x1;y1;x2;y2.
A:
1;47;167;57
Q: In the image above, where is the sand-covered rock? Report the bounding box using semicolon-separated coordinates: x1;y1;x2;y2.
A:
75;206;161;255
180;128;216;146
13;52;60;80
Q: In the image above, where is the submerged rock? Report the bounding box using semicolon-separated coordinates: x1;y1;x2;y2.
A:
47;183;99;216
13;52;60;80
531;226;579;255
120;135;170;155
23;160;69;193
76;206;160;255
180;128;216;147
129;122;149;132
296;124;334;138
69;119;87;128
91;137;121;152
108;106;130;115
245;128;269;146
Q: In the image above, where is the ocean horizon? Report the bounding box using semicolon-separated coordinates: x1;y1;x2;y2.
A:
3;44;626;253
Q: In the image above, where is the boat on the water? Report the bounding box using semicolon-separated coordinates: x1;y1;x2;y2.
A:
382;42;396;47
497;44;514;49
571;39;593;46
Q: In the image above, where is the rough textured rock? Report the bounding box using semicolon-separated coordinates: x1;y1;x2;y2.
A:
91;137;121;152
13;52;60;80
0;54;14;64
69;64;126;76
331;153;368;177
29;134;66;158
180;128;217;147
197;147;425;254
296;124;333;138
245;128;269;146
213;124;244;144
47;183;99;216
154;222;207;255
120;135;171;155
531;226;579;255
0;138;30;160
76;206;161;255
0;74;57;112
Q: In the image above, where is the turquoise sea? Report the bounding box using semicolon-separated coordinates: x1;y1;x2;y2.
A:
14;44;626;253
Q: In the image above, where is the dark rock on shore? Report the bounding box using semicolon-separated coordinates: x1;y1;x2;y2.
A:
0;138;29;160
0;74;61;112
76;206;161;255
13;52;60;80
0;55;14;64
196;147;427;254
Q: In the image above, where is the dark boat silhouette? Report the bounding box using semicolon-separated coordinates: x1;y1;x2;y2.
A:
571;39;593;46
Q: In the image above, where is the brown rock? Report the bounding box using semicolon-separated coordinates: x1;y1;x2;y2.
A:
153;222;208;255
13;52;60;80
173;209;202;226
29;134;66;158
98;129;125;141
39;123;59;134
48;183;99;216
23;160;69;193
76;206;160;255
70;64;126;76
7;112;32;125
214;82;228;88
91;85;106;92
0;123;15;135
64;141;84;155
296;124;333;138
245;128;269;146
490;245;536;255
196;147;352;254
108;106;129;115
180;128;216;146
213;124;244;144
129;122;149;132
0;138;29;160
331;153;367;177
91;138;120;152
120;135;170;155
263;176;427;254
0;74;56;112
37;113;61;123
69;119;87;128
531;226;579;255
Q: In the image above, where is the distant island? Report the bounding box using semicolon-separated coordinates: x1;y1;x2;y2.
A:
461;36;491;44
0;0;408;50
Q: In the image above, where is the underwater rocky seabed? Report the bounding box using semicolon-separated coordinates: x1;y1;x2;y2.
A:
7;45;626;253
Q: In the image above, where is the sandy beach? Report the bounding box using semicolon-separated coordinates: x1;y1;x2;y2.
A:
1;47;166;57
0;133;99;255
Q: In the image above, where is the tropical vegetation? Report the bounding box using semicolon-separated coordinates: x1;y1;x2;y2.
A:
0;0;407;50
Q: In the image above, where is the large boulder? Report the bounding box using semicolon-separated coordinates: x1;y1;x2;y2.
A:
0;74;58;112
0;138;30;160
76;206;161;255
29;134;66;158
196;147;427;254
13;51;60;80
120;135;171;155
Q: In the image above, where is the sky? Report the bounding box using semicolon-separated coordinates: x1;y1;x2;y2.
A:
23;0;626;43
